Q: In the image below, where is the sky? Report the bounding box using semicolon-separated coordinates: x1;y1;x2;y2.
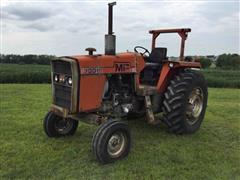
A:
1;0;239;56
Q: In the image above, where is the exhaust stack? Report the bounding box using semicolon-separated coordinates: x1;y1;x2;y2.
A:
105;2;116;55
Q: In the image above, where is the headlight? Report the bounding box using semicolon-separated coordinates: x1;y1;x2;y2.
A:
54;74;59;82
67;77;72;86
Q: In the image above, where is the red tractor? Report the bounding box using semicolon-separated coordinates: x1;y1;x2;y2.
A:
43;2;208;164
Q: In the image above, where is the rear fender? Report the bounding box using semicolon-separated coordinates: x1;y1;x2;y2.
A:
156;61;201;93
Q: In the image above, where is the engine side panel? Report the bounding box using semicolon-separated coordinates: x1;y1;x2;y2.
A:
79;75;106;112
72;52;145;112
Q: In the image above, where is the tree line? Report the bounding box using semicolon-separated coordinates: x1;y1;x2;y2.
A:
199;53;240;69
1;53;239;70
0;54;56;65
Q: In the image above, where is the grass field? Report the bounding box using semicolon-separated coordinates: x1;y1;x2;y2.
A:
1;63;240;88
0;84;240;179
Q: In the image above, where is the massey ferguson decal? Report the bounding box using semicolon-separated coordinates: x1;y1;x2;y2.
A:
81;63;136;75
81;67;102;74
115;62;136;72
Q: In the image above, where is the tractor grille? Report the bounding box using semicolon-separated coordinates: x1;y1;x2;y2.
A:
53;61;71;75
54;84;71;109
52;60;72;109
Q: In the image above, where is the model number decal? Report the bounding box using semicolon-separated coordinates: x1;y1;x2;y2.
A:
81;67;102;74
81;63;136;74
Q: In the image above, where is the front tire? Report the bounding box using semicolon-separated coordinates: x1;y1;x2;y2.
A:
43;111;78;137
162;70;208;134
92;120;131;164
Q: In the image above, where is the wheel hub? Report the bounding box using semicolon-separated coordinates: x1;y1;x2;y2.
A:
55;118;74;135
107;132;126;158
186;88;203;125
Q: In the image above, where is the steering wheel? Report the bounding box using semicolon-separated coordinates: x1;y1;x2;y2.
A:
134;46;150;56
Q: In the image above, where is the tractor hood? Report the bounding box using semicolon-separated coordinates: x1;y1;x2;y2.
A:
66;52;145;75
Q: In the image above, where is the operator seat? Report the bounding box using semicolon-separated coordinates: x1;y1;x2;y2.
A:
141;47;168;86
147;47;167;65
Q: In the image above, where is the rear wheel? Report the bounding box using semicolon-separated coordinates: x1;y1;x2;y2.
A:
162;70;208;134
92;120;131;164
43;111;78;137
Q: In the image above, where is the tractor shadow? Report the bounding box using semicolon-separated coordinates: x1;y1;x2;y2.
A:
40;115;201;168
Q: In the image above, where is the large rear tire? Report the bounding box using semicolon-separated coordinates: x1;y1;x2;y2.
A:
162;70;208;134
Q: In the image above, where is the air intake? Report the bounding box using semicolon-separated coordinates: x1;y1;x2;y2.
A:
105;2;116;55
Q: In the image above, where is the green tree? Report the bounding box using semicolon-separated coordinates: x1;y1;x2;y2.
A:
200;57;212;69
216;54;240;70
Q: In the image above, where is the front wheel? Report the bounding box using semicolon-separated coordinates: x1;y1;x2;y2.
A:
162;70;208;134
43;111;78;137
92;120;131;164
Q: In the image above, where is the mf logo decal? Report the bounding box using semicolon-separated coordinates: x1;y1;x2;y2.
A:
115;62;131;72
81;67;102;74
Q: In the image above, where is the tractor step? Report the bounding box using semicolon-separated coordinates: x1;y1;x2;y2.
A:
137;85;157;96
144;95;160;125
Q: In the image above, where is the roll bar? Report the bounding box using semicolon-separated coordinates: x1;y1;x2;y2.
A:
149;28;191;61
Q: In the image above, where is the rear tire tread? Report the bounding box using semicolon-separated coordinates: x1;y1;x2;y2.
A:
162;69;208;134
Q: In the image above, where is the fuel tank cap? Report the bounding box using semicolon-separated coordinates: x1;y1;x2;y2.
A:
85;47;96;55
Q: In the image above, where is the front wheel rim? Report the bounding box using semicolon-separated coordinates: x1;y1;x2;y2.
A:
54;118;74;135
186;87;204;125
107;132;127;158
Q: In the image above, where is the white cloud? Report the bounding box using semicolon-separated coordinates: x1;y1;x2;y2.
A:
1;1;239;56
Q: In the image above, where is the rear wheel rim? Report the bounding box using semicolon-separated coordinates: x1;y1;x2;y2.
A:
107;132;127;158
186;87;204;125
